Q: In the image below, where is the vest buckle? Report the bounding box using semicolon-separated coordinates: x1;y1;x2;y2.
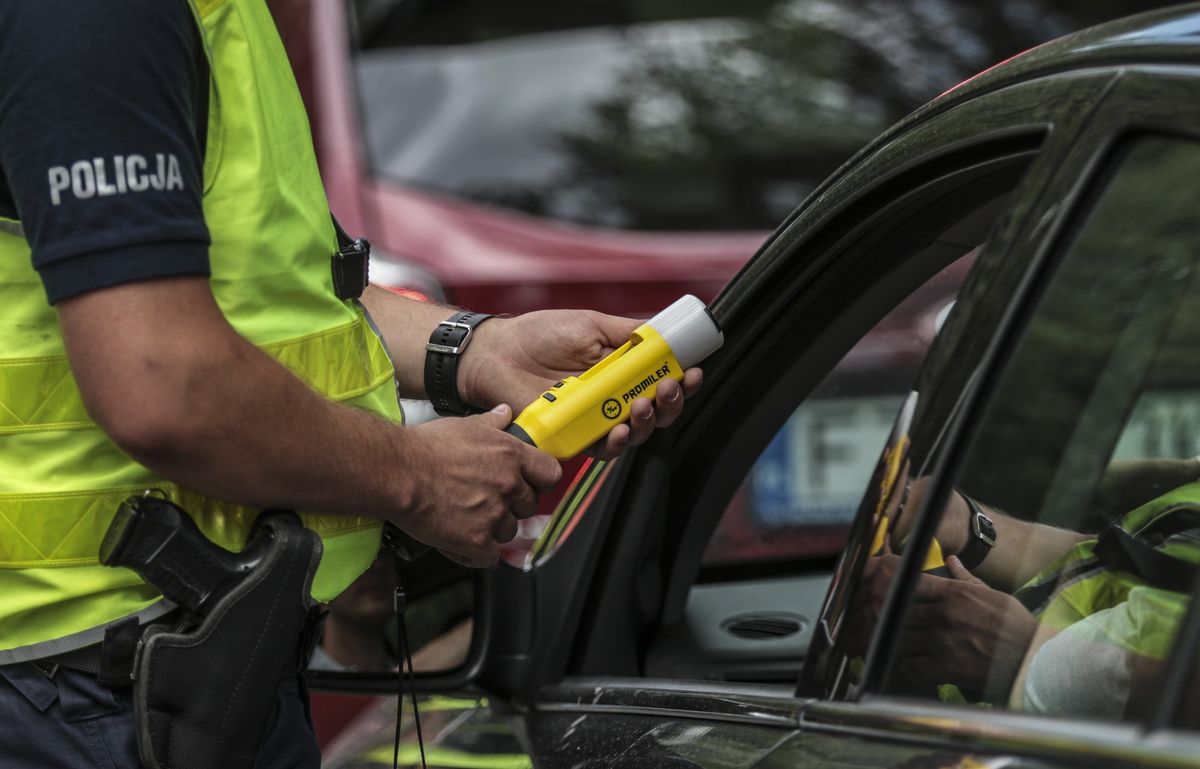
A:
332;237;371;300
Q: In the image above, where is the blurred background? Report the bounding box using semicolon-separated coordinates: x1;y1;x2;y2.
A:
272;0;1177;318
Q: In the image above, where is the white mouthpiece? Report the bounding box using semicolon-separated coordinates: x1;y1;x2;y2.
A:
646;295;723;369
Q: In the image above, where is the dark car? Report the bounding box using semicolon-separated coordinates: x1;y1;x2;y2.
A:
315;5;1200;767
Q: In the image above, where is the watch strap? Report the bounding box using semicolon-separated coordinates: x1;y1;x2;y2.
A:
424;311;493;416
957;491;997;570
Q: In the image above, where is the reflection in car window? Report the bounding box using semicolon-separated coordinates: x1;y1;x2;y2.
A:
350;0;1170;231
871;136;1200;722
702;247;979;570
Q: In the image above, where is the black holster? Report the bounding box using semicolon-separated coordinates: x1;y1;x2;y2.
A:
100;497;323;769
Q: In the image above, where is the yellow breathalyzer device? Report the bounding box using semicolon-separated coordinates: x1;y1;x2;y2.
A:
506;295;724;459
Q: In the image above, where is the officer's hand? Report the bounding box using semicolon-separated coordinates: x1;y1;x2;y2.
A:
394;404;561;567
458;311;703;459
841;552;902;658
893;556;1037;696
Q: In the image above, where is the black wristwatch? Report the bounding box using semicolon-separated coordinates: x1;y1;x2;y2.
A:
956;491;997;570
423;311;494;416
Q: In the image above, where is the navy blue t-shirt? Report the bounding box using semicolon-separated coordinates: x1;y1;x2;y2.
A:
0;0;211;304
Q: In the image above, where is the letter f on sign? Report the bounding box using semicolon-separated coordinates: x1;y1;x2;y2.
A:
48;166;70;206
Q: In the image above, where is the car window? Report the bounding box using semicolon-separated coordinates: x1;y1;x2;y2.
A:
701;252;971;570
870;134;1200;722
641;137;1052;683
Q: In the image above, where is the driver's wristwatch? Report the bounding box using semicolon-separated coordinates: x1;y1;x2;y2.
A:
956;491;997;570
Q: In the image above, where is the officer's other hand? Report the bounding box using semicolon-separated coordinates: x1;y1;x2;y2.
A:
458;310;703;460
395;404;560;568
893;556;1037;696
841;552;901;658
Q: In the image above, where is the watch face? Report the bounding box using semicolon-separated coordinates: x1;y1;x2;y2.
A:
973;511;997;547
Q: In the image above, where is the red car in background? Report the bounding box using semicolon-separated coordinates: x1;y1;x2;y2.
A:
271;0;769;317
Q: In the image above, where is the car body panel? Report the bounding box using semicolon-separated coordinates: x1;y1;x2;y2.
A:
357;178;761;315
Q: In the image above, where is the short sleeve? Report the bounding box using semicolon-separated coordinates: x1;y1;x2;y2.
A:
0;0;211;304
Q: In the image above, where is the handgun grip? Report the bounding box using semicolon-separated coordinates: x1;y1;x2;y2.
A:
100;495;245;613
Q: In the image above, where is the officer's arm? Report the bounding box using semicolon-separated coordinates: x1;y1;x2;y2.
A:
895;479;1089;593
358;284;697;456
358;284;474;400
57;275;560;567
934;493;1090;593
59;276;416;511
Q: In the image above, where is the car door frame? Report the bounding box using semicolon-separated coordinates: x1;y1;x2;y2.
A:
796;66;1200;768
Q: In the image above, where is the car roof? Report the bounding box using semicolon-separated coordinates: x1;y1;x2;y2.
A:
774;3;1200;239
937;2;1200;107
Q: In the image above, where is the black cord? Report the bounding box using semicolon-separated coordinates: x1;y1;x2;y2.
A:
393;587;404;769
397;596;427;769
384;530;428;769
391;577;427;769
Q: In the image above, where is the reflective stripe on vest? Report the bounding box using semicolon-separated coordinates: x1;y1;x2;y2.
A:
1014;481;1200;660
0;0;401;656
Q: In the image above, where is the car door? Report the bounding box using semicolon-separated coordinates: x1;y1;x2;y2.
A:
499;68;1122;768
784;66;1200;768
317;19;1200;769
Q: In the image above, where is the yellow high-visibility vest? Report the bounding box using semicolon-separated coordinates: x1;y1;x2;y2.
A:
1015;480;1200;660
0;0;401;660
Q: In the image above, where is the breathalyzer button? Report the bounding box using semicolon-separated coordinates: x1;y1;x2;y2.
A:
542;392;557;402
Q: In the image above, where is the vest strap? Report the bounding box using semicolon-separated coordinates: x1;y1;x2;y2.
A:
1094;507;1200;593
331;215;370;300
0;600;175;665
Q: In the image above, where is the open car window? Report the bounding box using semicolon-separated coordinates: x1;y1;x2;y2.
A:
642;135;1048;683
701;251;972;571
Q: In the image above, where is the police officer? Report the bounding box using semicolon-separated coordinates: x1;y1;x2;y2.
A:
0;1;700;767
846;460;1200;714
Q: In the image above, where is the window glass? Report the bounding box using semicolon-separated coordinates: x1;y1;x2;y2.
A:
873;135;1200;722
